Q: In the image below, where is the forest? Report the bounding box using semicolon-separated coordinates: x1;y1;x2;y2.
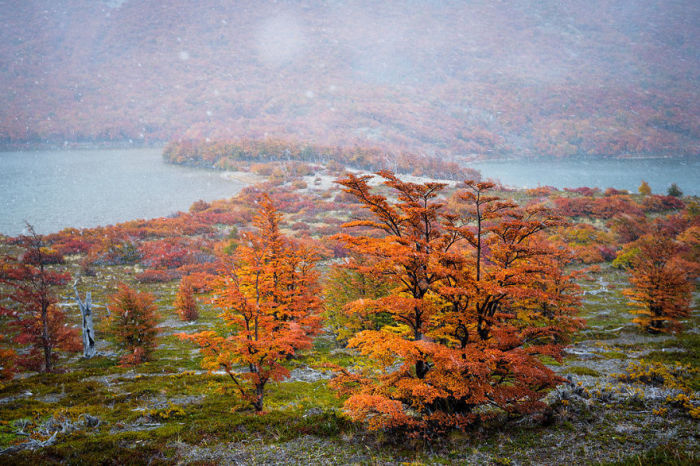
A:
0;152;698;463
1;0;698;159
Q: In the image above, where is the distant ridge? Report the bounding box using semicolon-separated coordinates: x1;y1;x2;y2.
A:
1;0;698;159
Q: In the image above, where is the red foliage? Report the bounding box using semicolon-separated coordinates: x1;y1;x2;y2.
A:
134;269;180;283
53;238;93;256
20;247;64;265
138;238;209;270
641;195;685;213
554;194;643;220
564;187;600;197
0;228;79;374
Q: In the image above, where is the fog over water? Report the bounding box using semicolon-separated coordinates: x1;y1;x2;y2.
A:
0;148;246;235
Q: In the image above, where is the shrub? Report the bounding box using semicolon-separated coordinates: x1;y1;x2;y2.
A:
174;279;199;321
667;183;683;197
108;283;159;366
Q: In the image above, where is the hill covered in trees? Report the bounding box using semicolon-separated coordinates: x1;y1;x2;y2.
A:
1;0;698;158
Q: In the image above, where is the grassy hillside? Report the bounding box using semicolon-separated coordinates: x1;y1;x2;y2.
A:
0;159;697;463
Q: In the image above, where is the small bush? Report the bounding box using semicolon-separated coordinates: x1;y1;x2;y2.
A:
108;283;159;366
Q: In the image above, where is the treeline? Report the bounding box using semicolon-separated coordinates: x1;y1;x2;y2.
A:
163;138;481;182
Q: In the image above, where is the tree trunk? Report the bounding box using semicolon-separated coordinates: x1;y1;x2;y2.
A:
74;281;96;358
41;301;52;373
254;384;265;412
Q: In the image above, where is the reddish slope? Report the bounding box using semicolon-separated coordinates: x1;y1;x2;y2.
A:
1;0;698;158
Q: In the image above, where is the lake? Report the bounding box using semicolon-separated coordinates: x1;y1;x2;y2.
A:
0;148;247;236
469;157;699;196
1;149;697;236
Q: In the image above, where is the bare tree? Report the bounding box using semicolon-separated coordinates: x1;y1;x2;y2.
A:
73;277;97;358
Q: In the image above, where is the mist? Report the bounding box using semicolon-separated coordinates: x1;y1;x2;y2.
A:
0;0;697;159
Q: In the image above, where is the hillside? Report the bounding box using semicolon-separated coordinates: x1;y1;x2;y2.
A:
0;163;698;463
1;0;699;158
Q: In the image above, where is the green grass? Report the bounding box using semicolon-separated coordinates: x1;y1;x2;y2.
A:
599;351;628;360
563;366;602;377
607;442;697;465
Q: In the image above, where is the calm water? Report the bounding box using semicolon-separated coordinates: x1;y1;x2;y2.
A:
1;150;697;236
469;157;699;196
0;148;247;235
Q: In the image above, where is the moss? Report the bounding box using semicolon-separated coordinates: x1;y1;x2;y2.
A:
539;355;563;366
563;366;602;377
599;351;628;360
608;442;697;465
7;433;175;465
574;328;620;342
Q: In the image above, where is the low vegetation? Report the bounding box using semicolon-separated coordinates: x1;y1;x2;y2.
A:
0;158;697;464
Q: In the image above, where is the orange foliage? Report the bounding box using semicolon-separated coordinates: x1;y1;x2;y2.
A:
330;172;583;435
623;234;698;333
108;283;160;366
174;278;199;322
180;196;321;411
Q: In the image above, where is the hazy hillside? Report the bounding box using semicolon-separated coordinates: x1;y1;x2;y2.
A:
1;0;698;158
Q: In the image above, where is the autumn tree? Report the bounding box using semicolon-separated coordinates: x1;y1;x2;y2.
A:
330;172;582;435
174;278;199;321
638;180;651;196
108;283;159;365
0;226;80;374
623;234;696;333
180;196;321;412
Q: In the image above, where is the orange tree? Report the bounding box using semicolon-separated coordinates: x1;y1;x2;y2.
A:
0;226;79;375
174;278;199;321
180;196;321;412
330;172;583;435
623;234;697;333
108;283;160;365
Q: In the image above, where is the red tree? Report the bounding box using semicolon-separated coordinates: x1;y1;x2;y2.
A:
0;226;80;374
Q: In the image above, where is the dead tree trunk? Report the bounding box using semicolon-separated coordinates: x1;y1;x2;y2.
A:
73;279;96;358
